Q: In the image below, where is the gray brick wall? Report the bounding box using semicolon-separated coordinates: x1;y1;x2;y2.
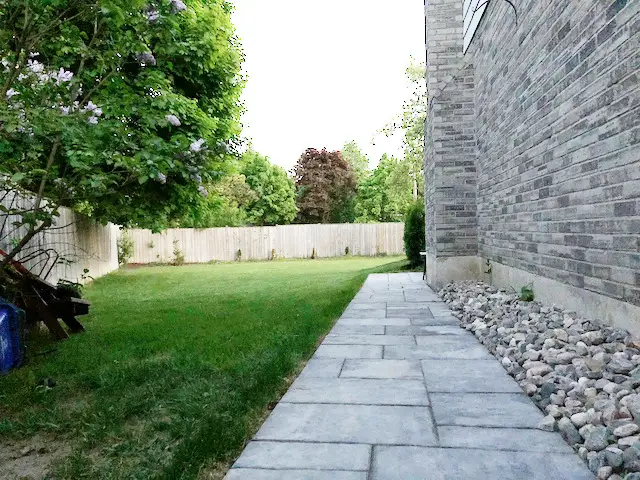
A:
466;0;640;305
424;0;478;259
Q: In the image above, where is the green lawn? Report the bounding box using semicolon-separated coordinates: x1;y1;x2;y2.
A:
0;257;411;479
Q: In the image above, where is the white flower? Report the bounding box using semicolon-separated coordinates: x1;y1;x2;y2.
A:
93;107;103;117
17;73;28;81
54;68;73;84
189;138;206;152
28;52;39;58
60;106;70;115
27;59;44;74
158;173;167;184
85;101;98;112
6;88;19;99
1;58;9;73
170;0;187;13
198;185;208;197
165;114;181;126
87;116;99;125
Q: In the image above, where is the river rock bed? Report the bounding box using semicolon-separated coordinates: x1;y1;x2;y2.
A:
439;281;640;480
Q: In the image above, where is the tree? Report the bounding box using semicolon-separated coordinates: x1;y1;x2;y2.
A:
354;154;412;223
294;148;356;224
340;140;369;181
240;150;297;226
380;59;426;200
0;0;244;272
180;174;256;228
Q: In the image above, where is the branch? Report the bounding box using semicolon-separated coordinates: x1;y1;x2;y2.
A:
0;216;52;268
80;68;119;105
34;136;60;212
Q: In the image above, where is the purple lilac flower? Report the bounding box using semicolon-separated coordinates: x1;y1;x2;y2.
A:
136;52;157;66
165;114;181;126
145;7;160;22
189;138;206;152
55;68;74;84
170;0;187;13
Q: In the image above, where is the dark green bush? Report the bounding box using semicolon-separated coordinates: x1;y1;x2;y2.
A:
404;201;425;267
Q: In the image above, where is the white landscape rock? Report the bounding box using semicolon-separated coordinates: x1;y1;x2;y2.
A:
439;281;640;477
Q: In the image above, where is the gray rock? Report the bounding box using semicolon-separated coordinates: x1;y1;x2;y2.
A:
609;357;634;374
537;415;556;432
548;405;563;418
538;382;557;399
570;412;590;428
578;446;588;460
624;394;640;420
583;331;604;345
583;426;609;451
623;445;640;470
596;466;612;480
587;450;607;474
604;446;623;467
618;435;640;448
558;417;582;446
613;422;639;437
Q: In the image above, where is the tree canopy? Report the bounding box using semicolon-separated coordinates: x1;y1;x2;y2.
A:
180;150;297;228
355;153;413;223
340;140;369;181
294;148;356;224
240;150;297;226
380;59;426;201
0;0;244;267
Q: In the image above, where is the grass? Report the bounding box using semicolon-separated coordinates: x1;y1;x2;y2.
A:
0;256;412;479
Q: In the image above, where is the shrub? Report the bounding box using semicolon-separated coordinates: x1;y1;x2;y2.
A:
404;201;425;267
172;240;185;266
117;232;134;265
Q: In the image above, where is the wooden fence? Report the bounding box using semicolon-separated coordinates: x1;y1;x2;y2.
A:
1;191;119;284
127;223;405;264
2;188;404;281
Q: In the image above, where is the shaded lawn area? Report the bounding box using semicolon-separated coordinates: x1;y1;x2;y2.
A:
0;257;411;479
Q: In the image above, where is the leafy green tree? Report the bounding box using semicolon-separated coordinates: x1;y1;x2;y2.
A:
181;174;255;227
341;140;369;181
294;148;356;224
0;0;243;270
380;59;426;200
240;150;297;226
355;154;412;223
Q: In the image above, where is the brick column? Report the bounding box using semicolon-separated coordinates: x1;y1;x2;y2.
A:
423;0;481;289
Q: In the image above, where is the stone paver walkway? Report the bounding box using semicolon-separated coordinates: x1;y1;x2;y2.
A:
226;273;594;480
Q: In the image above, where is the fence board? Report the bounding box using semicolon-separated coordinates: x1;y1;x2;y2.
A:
1;191;119;283
127;223;405;264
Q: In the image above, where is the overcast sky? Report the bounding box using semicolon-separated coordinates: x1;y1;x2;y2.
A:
231;0;425;170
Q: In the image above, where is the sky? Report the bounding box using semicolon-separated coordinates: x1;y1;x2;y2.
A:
231;0;425;170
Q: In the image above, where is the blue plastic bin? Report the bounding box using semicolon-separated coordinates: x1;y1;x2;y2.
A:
0;300;24;374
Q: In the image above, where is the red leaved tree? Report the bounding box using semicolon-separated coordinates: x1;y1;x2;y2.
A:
294;148;357;224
